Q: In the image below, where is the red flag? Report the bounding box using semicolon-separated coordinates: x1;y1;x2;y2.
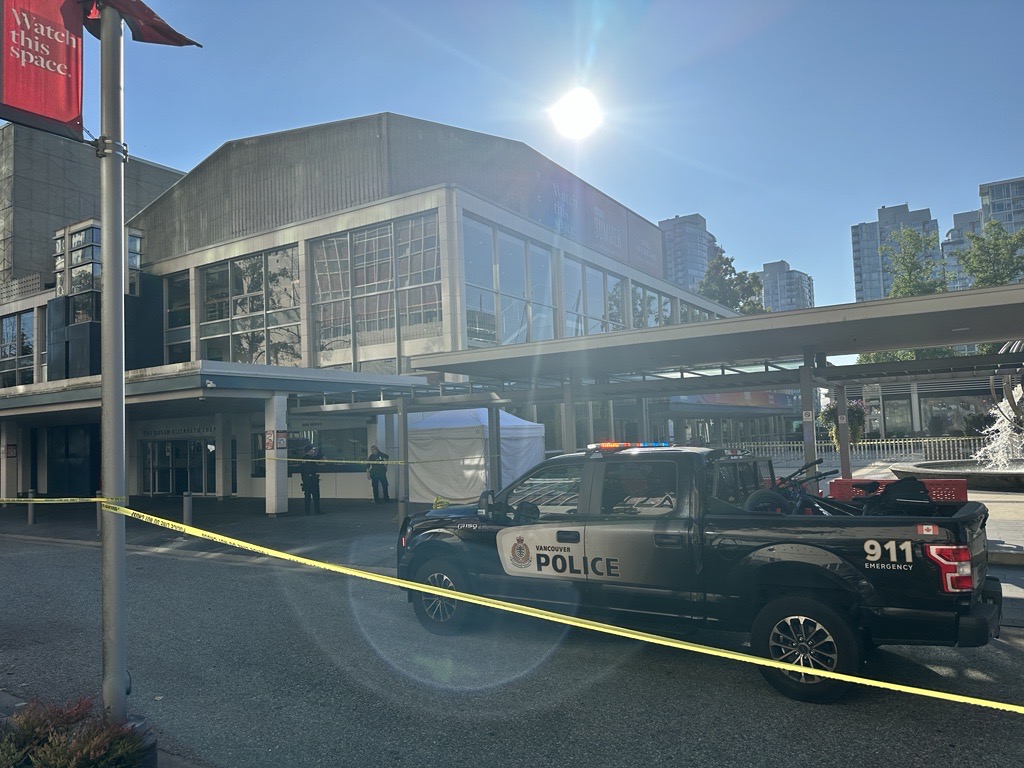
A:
82;0;201;47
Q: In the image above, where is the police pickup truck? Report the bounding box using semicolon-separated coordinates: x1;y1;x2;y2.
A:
396;444;1003;702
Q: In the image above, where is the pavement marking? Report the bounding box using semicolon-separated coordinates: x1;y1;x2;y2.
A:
97;501;1024;716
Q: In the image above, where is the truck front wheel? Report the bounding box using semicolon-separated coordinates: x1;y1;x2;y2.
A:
412;558;475;636
751;596;862;703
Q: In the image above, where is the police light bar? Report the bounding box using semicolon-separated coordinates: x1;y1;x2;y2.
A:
587;441;670;452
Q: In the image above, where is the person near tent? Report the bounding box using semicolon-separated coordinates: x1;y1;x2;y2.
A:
300;443;323;515
366;444;391;503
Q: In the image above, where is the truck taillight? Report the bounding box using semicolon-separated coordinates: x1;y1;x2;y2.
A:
924;544;973;593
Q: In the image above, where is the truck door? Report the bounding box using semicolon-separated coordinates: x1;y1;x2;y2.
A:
583;458;704;621
488;460;588;612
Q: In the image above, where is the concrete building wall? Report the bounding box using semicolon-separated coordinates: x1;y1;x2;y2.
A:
0;123;183;282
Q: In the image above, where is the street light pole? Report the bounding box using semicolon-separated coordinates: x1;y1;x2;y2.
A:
99;5;128;724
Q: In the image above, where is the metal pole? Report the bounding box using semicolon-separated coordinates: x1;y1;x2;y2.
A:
27;488;34;525
396;398;408;525
99;6;128;725
183;491;192;526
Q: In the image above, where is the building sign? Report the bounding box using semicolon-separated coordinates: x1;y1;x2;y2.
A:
0;0;83;140
584;186;627;263
627;211;664;279
140;420;216;438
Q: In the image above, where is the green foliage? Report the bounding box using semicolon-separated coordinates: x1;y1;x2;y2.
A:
959;220;1024;288
818;399;867;447
857;227;957;362
964;412;996;436
0;698;146;768
696;253;766;315
882;228;946;298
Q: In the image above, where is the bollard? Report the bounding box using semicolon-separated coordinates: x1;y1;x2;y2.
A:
96;489;102;532
183;491;192;526
27;489;35;525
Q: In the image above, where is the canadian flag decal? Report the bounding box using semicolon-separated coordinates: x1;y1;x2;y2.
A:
917;524;937;535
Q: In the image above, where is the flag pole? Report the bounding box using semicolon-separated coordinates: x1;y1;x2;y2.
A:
98;3;128;725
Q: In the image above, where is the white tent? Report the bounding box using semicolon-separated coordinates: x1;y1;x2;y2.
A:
407;409;546;504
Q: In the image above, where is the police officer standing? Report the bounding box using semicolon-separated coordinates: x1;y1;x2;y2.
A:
366;444;391;503
300;443;323;514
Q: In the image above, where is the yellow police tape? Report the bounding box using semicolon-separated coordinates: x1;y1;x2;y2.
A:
66;502;1021;716
0;497;124;504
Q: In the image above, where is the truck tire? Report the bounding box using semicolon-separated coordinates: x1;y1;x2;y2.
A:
744;489;791;515
751;596;862;703
412;558;475;636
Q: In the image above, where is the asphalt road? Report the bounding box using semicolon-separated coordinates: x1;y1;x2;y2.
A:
2;539;1023;768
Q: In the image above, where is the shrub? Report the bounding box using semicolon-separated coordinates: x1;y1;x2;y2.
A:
927;414;947;437
0;697;147;768
818;399;867;448
964;412;997;436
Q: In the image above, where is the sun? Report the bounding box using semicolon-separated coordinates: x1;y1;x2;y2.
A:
548;87;603;140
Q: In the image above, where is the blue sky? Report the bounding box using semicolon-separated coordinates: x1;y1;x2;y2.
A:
81;0;1023;307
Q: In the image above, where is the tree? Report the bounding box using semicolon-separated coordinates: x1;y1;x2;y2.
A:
856;228;956;363
696;253;765;315
883;228;946;298
958;219;1024;288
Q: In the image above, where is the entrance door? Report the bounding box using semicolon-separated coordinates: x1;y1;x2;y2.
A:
142;439;215;496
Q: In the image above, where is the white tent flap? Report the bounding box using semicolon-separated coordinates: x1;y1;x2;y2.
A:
407;409;545;504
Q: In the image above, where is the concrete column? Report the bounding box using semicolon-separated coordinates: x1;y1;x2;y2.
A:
487;406;502;490
215;413;230;500
637;398;649;442
910;382;921;433
835;384;852;479
264;394;288;516
799;360;818;469
0;421;15;499
561;381;577;453
33;306;43;384
396;399;409;525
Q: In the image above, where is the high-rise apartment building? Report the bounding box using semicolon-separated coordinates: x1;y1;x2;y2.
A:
760;260;814;312
940;210;982;292
851;204;941;302
979;176;1024;234
659;213;723;292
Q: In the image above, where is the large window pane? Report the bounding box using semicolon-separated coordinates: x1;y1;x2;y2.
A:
352;224;393;295
232;331;265;364
463;218;494;289
396;213;440;288
501;295;528;345
268;326;301;367
354;293;396;347
18;312;33;357
585;266;604;321
466;285;497;345
607;275;624;327
528;244;552;305
167;272;190;328
203;264;229;321
266;247;299;310
399;285;442;341
310;235;350;301
562;258;583;313
498;232;526;299
531;304;554;341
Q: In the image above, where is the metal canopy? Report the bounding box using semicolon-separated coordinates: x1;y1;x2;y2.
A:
410;284;1024;384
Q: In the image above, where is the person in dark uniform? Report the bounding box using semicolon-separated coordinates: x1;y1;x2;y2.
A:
366;444;391;503
300;444;323;514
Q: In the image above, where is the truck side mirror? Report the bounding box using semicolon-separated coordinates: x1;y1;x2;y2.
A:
478;490;494;517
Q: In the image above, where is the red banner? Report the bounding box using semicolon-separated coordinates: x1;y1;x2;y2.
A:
0;0;82;139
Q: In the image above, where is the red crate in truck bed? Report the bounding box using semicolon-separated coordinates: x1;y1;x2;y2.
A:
828;477;968;502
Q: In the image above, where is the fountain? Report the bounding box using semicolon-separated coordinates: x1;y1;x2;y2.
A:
890;342;1024;491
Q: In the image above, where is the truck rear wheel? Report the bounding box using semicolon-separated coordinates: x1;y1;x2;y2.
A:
412;558;475;636
751;596;862;703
